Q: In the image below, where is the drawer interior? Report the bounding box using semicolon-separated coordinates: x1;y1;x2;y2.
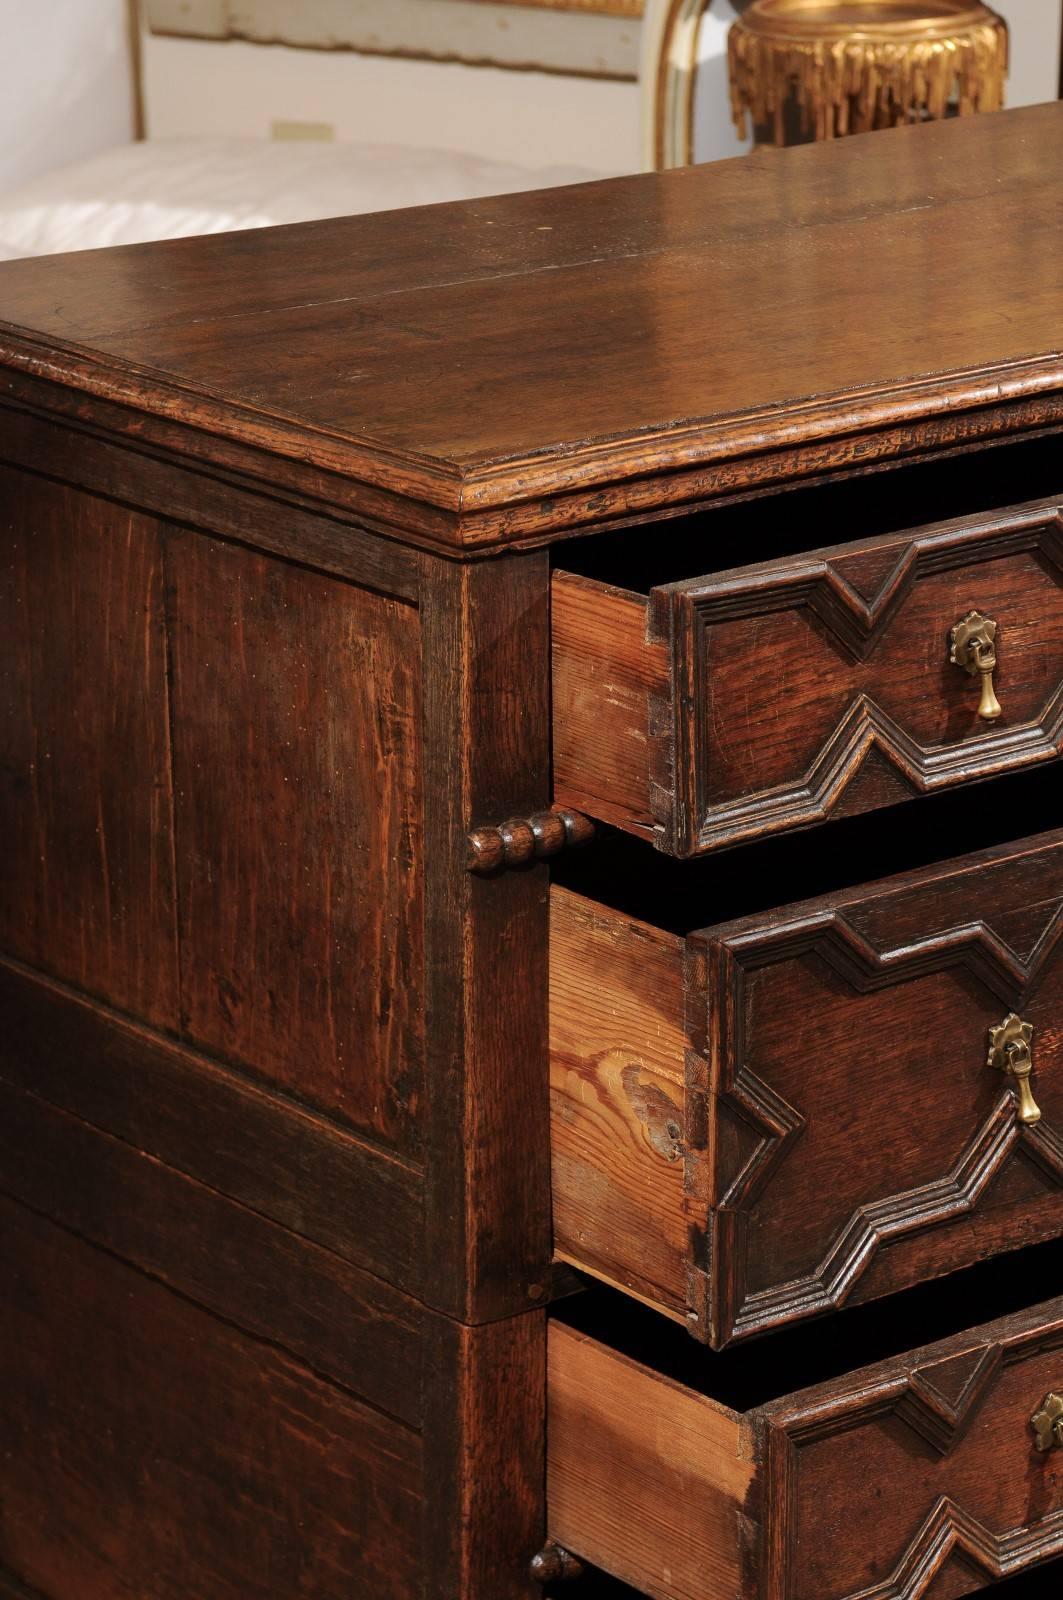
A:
554;429;1063;593
554;1232;1063;1415
551;760;1063;937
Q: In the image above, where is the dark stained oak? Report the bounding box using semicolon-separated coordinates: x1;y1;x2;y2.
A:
0;464;179;1024
0;1569;49;1600
0;398;421;598
0;957;424;1293
0;1197;424;1600
466;807;595;875
424;1311;548;1600
165;529;425;1148
0;1074;426;1428
2;107;1063;548
0;455;556;1595
3;103;1063;1600
419;551;555;1323
553;829;1063;1347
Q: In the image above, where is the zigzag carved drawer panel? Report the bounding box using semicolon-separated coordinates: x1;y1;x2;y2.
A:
553;497;1063;855
547;1288;1063;1600
550;829;1063;1347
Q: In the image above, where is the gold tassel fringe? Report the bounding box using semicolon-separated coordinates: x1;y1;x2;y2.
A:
729;6;1009;143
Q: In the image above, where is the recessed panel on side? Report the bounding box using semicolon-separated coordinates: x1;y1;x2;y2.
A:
166;533;425;1153
0;464;179;1026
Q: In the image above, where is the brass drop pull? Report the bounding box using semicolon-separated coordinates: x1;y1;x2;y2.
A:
1032;1393;1063;1453
949;610;1001;720
987;1013;1041;1125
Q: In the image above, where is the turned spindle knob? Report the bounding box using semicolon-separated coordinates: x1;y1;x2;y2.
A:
529;1544;583;1584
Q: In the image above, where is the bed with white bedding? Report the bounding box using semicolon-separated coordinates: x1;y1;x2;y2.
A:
0;137;604;261
0;1;711;261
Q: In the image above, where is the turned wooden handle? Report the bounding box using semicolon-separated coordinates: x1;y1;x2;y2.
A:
529;1544;583;1584
467;809;595;874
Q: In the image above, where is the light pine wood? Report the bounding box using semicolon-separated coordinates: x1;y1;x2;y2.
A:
547;1321;753;1600
552;569;666;840
550;885;689;1316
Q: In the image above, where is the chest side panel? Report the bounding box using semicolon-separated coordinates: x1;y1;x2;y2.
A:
0;1194;424;1600
0;463;180;1026
166;530;425;1153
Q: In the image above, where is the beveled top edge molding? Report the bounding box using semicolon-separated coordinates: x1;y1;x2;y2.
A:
3;322;1063;555
0;324;462;501
455;352;1063;508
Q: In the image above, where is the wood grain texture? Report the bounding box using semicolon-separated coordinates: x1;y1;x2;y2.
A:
419;551;555;1322
166;530;425;1149
761;1297;1063;1600
701;829;1063;1346
548;1321;753;1600
551;830;1063;1347
7;106;1063;1600
549;1296;1063;1600
552;571;667;839
0;958;423;1291
550;886;689;1318
0;464;179;1022
0;1196;424;1600
466;807;595;875
3;107;1063;547
424;1312;548;1600
555;499;1063;856
0;398;420;598
0;1074;425;1428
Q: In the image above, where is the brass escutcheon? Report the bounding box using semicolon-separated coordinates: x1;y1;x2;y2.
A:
1032;1392;1063;1453
987;1013;1041;1125
949;610;1001;720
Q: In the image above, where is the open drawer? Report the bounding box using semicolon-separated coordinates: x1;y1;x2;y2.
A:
552;497;1063;856
548;1276;1063;1600
550;828;1063;1348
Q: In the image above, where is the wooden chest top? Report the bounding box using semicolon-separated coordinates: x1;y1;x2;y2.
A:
0;104;1062;552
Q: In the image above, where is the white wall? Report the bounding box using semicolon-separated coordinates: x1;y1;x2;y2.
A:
143;34;641;174
997;0;1063;108
693;0;1063;164
0;0;135;191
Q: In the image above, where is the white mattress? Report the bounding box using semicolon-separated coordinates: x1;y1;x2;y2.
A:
0;137;606;260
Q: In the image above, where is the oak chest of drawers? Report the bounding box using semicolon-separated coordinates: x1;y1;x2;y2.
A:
2;104;1063;1600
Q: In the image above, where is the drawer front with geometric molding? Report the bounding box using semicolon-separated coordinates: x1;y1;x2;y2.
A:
548;1290;1063;1600
553;498;1063;856
550;830;1063;1347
